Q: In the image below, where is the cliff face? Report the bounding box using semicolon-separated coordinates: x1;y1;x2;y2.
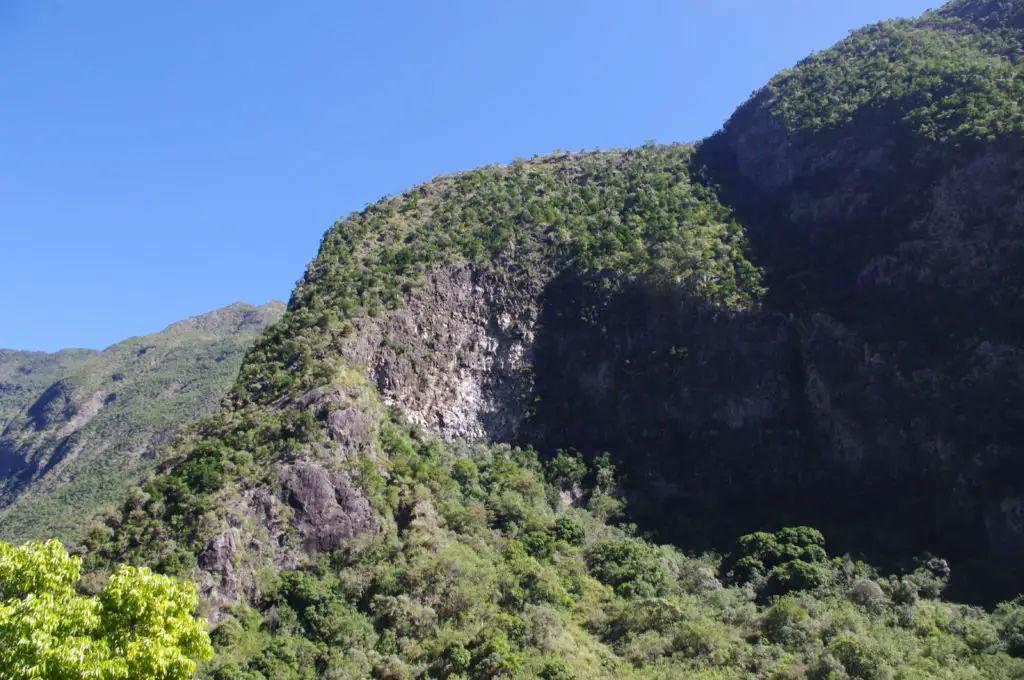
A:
85;144;762;611
670;1;1024;597
341;264;542;443
264;1;1024;601
329;144;1024;594
90;32;1024;606
354;260;1011;596
691;132;1024;586
0;301;284;543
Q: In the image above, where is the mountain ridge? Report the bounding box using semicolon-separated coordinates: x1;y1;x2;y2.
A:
0;300;284;544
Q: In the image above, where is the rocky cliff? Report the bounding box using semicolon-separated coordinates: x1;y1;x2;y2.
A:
686;0;1024;598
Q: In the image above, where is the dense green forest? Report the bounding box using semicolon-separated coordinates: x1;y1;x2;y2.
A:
6;0;1024;678
760;1;1024;143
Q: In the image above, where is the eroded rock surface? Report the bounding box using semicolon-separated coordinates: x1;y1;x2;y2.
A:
280;460;380;553
344;265;545;442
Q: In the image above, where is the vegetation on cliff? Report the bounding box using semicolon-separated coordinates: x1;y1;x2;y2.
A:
91;416;1024;678
738;0;1024;145
688;0;1024;602
80;139;1024;678
233;144;761;408
6;0;1024;678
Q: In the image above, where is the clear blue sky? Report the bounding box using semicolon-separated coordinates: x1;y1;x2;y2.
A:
2;0;937;351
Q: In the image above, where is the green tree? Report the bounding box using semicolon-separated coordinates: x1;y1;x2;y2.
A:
0;539;212;679
545;449;587;491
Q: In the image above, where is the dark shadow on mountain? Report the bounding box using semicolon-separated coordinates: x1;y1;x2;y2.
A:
26;381;73;432
523;267;1022;605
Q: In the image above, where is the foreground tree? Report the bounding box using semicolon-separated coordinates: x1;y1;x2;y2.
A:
0;539;212;679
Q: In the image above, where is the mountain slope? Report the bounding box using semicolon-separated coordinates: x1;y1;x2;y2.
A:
0;348;97;432
84;142;1024;680
0;301;284;543
67;0;1024;678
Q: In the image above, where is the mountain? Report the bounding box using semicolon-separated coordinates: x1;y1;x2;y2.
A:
74;1;1024;677
0;348;98;432
0;301;284;543
690;0;1024;595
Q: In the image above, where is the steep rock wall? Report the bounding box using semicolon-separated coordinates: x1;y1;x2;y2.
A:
333;256;1024;601
343;264;547;443
692;95;1024;598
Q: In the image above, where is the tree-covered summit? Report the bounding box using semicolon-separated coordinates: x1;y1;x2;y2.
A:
740;0;1024;144
233;144;762;408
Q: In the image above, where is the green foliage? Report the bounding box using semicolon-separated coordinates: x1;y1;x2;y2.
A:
729;527;831;597
551;515;587;546
766;559;833;597
66;6;1024;677
906;555;952;599
0;349;97;432
995;598;1024;657
85;361;1024;680
0;302;283;545
761;597;810;645
752;4;1024;144
0;539;212;679
587;538;672;598
545;449;587;492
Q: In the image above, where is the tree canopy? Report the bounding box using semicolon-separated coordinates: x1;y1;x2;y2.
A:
0;539;212;679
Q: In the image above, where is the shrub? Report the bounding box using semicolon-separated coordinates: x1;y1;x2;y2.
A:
849;579;886;608
551;515;587;546
766;560;833;597
995;598;1024;657
546;450;587;491
586;539;671;598
761;598;811;646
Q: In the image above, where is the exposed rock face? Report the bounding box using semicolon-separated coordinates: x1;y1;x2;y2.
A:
280;461;379;553
326;249;1024;599
180;267;547;611
325;408;372;453
194;460;380;613
177;134;1022;607
344;265;545;442
198;528;244;612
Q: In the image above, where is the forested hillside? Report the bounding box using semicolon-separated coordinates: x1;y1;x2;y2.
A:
6;0;1024;678
0;348;97;431
0;302;284;543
